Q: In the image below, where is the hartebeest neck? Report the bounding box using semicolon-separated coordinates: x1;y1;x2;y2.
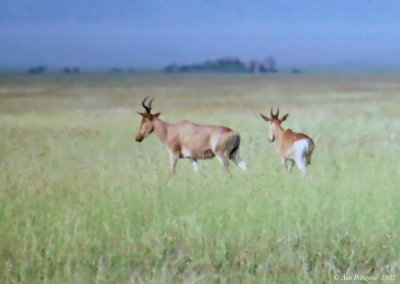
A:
152;117;170;143
272;123;285;143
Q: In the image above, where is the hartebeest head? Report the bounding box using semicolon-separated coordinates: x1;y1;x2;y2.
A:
260;107;289;142
135;97;160;142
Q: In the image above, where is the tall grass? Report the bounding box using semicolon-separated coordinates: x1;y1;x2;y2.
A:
1;74;400;282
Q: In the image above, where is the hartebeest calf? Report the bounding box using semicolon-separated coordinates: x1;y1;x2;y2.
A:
135;98;247;174
260;108;314;175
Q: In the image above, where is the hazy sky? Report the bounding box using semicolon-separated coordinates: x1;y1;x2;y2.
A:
1;0;399;68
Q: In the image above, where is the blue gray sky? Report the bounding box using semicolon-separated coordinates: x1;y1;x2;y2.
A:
1;0;399;68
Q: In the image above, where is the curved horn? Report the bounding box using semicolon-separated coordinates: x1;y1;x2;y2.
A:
276;108;279;118
270;107;274;117
148;98;154;109
141;97;151;113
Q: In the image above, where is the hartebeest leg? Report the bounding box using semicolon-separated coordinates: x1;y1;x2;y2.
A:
191;159;199;172
230;150;247;171
296;157;307;176
288;159;295;173
282;158;289;173
170;158;178;174
217;154;230;174
305;152;312;166
168;150;179;175
282;158;295;173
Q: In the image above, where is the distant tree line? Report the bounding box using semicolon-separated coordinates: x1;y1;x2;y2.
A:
111;67;136;74
27;66;81;75
23;60;302;75
25;66;135;75
63;67;80;74
27;66;46;74
164;56;279;74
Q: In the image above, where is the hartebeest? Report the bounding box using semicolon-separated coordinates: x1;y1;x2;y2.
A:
135;98;247;174
260;108;314;175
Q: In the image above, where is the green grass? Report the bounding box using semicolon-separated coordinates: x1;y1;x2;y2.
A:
1;74;400;283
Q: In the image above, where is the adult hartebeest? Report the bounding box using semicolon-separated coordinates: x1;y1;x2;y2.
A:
260;108;314;175
135;98;247;174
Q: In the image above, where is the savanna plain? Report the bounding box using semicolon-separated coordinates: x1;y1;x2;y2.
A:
1;73;400;283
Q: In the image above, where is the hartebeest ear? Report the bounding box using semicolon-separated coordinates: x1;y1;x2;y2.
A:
147;112;161;120
138;112;153;121
280;113;289;123
260;114;271;122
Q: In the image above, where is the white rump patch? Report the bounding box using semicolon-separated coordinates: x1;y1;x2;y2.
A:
294;139;309;156
182;148;191;158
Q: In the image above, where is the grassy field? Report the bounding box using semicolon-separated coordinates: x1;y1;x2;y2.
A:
1;73;400;283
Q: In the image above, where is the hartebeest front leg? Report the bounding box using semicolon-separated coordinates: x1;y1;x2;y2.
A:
281;158;289;173
191;159;199;172
288;160;295;173
168;150;179;175
170;158;178;174
282;158;294;173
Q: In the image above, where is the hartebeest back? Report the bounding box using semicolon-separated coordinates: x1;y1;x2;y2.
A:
135;98;247;174
260;108;314;175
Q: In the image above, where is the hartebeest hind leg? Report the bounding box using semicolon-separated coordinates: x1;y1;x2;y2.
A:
229;150;247;171
295;156;307;176
216;154;231;174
